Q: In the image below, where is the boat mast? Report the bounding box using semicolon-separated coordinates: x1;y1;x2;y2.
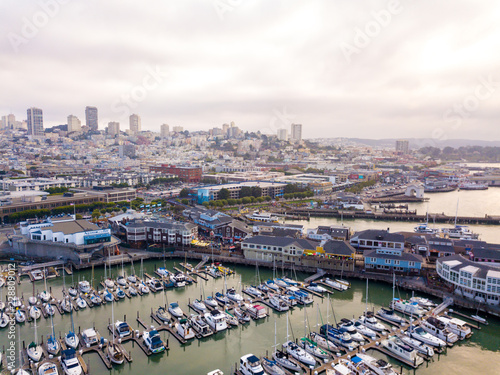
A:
392;272;395;311
365;278;368;315
455;198;459;227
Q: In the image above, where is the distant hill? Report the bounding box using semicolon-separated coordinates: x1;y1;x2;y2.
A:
45;124;67;133
322;138;500;149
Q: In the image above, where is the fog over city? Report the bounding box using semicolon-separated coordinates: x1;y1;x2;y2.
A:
1;0;500;139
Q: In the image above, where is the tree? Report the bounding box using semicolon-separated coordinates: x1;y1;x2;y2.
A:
251;186;262;198
240;186;252;198
219;188;230;200
264;196;272;201
181;199;189;205
242;197;251;204
202;201;210;208
179;188;190;198
122;207;127;212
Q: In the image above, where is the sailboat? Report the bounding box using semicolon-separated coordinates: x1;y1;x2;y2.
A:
39;268;51;302
65;307;79;349
378;273;406;325
16;328;31;375
358;279;387;332
47;312;60;355
27;316;43;362
272;316;301;372
128;259;137;284
108;295;125;365
117;257;127;287
300;308;330;359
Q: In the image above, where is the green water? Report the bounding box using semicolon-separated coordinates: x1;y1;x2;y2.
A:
2;259;500;375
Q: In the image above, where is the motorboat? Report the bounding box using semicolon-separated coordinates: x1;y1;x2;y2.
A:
129;286;138;296
107;342;124;364
234;307;251;322
309;332;339;352
65;331;79;349
152;278;163;291
357;311;387;332
38;362;58;375
274;278;288;288
104;289;114;302
168;303;184;318
47;334;61;355
45;303;56;316
307;282;328;293
76;296;87;309
283;340;316;367
68;287;78;297
26;342;43;363
104;278;115;289
31;269;44;281
324;278;348;291
81;328;100;346
116;276;127;287
89;293;102;306
15;309;26;323
29;295;38;305
257;283;269;292
320;325;358;352
146;279;157;292
244;286;262;298
330;362;355;375
163;277;175;289
39;290;51;303
409;326;446;347
239;354;266;375
78;281;91;294
272;350;301;372
175;318;195;340
172;272;187;287
352;354;400;375
268;293;289;312
139;282;150;294
381;335;423;366
437;316;472;339
420;317;458;344
156;306;171;322
266;279;280;291
114;321;132;338
279;294;297;307
341;318;375;340
127;274;137;284
193;299;207;312
286;287;313;305
399;334;435;357
299;337;330;359
282;277;298;286
409;296;435;309
391;298;425;316
226;287;244;302
204;296;218;308
247;304;267;319
61;348;83;375
414;223;437;234
189;314;213;336
337;322;364;343
261;357;286;375
143;329;165;353
29;305;42;320
224;310;239;327
215;292;230;305
10;296;22;308
204;309;228;332
116;288;125;299
157;267;169;277
377;307;406;325
442;225;479;240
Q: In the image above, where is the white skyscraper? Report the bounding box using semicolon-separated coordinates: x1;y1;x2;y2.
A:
277;128;288;141
129;114;141;133
291;123;302;142
27;107;44;137
67;115;82;133
108;121;120;136
161;124;170;138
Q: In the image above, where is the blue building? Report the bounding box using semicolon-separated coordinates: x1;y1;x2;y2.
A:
363;247;423;274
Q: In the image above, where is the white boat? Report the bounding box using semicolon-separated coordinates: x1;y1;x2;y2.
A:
257;283;269;292
68;287;77;297
139;282;150;294
239;354;267;375
76;296;87;309
15;309;26;323
38;362;58;375
78;281;91;294
309;332;340;352
168;303;184;318
268;293;289;312
234;307;251;322
65;331;79;349
29;305;41;320
324;278;348;291
193;299;207;312
377;308;406;325
273;351;301;372
352;320;377;339
244;286;262;298
420;317;458;344
81;328;100;346
266;280;279;291
246;210;279;223
116;288;125;299
207;370;224;375
89;293;102;306
61;298;73;313
226;287;244;302
353;353;399;375
116;276;127;287
414;223;437;234
31;269;44;281
28;296;38;305
357;312;387;332
381;335;423;366
45;303;55;316
247;304;267;319
103;290;114;302
399;334;435;357
224;311;239;327
391;298;425;316
129;286;137;296
26;341;43;362
104;279;115;289
107;342;124;364
156;306;170;322
157;267;169;277
47;334;61;355
189;314;213;336
0;310;10;328
143;329;165;353
61;348;83;375
307;282;328;293
204;296;218;308
261;357;286;375
437;316;472;339
10;296;22;308
409;326;446;348
329;362;355;375
299;337;330;359
337;320;365;343
39;291;51;303
127;274;137;284
114;321;132;338
409;296;435;309
283;340;316;367
204;309;228;332
175;318;195;340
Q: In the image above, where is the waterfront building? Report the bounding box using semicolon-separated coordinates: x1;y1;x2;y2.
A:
307;225;350;241
252;222;304;237
363;247;423;274
436;254;500;305
241;235;319;264
196;181;286;204
350;230;405;252
306;239;356;259
124;219;197;248
150;164;202;183
183;208;251;241
85;106;98;131
27;107;44;137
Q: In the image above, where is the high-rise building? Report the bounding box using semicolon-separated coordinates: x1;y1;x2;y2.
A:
129;114;141;133
396;139;409;155
107;121;120;136
222;123;229;135
172;125;183;133
67;115;82;133
291;123;302;142
161;124;169;138
1;114;15;129
27;107;44;136
85;106;98;131
277;128;288;141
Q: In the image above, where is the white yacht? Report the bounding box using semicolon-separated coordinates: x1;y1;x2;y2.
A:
283;340;316;367
175;318;195;340
309;332;339;352
268;293;289;312
65;331;79;349
39;291;51;303
357;311;387;332
409;326;446;348
61;348;83;375
38;362;58;375
81;328;99;346
168;302;184;318
399;334;435;357
377;307;406;325
29;306;41;320
437;316;472;339
193;299;207;312
15;309;26;323
299;337;330;359
306;282;328;293
204;309;228;332
26;341;43;362
239;354;267;375
45;303;56;316
353;320;377;339
421;317;458;344
324;278;348;291
156;306;170;322
114;321;132;338
204;296;218;308
272;351;301;372
143;329;165;353
189;314;213;336
226;287;244;302
381;335;423;366
244;286;262;298
353;353;400;375
107;342;124;365
78;281;91;294
390;298;425;316
261;357;285;375
246;211;279;223
76;296;87;309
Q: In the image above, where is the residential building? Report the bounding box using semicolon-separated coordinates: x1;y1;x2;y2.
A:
67;115;82;133
350;229;405;252
1;114;16;129
161;124;169;138
172;125;183;132
150;164;202;183
241;235;320;264
123;219;197;248
308;240;356;259
85;106;98;131
183;208;250;241
291;123;302;142
27;107;44;137
395;139;409;155
277;128;288;141
129;114;141;133
436;254;500;305
107;121;120;136
196;181;287;204
119;144;136;158
307;225;350;241
363;247;423;273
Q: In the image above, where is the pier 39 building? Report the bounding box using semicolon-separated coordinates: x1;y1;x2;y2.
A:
436;254;500;306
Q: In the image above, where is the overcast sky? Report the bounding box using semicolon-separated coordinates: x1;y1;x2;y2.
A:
1;0;500;140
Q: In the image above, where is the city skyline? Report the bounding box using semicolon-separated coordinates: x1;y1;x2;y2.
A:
1;1;500;139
